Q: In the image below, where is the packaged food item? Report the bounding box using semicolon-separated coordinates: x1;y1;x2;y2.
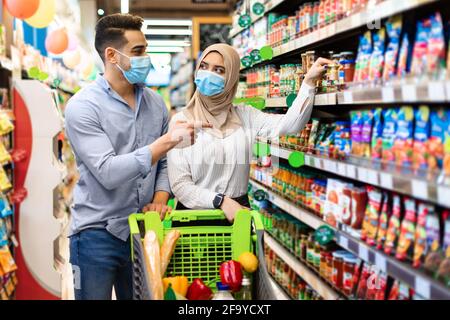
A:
350;111;363;156
0;114;14;136
426;12;446;79
376;193;391;250
143;230;164;300
355;263;370;299
361;111;374;158
384;194;402;255
381;108;398;163
368;28;386;82
412;203;434;268
342;255;358;297
443;121;450;176
0;245;17;276
350;187;367;230
361;186;383;245
308;119;320;152
411;19;430;77
0;219;7;247
323;179;347;227
365;265;379;300
423;210;443;274
374;272;388;300
0;141;11;164
383;15;403;82
412;106;431;171
393;106;414;167
428;109;448;171
388;280;411;300
395;197;416;262
437;212;450;285
354;31;373;82
371;108;383;160
0;167;11;192
396;34;410;78
160;230;181;276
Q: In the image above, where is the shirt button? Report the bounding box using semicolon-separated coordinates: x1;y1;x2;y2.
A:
138;183;142;188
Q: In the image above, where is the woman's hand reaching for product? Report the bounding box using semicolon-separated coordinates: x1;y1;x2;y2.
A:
304;57;334;87
220;197;244;223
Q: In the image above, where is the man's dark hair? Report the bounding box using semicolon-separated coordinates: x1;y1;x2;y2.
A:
95;13;144;62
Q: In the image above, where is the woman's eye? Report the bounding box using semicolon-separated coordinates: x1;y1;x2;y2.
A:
215;68;224;74
200;64;207;70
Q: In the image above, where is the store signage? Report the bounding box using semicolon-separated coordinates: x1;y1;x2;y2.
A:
241;55;252;68
314;225;335;245
252;2;265;15
253;190;266;201
238;14;252;28
250;49;261;63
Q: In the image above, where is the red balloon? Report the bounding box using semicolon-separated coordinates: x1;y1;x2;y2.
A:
4;0;40;20
45;29;69;55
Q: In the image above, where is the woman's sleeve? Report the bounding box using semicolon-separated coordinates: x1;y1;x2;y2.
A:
167;147;217;209
249;82;315;140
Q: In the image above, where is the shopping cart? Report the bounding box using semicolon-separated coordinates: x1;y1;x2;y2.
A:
128;209;277;300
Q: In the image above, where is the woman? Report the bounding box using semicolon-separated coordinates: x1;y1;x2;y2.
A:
167;43;331;222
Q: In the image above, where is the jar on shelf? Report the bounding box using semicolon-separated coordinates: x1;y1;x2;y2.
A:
343;255;359;297
331;251;345;289
306;234;315;265
313;243;322;270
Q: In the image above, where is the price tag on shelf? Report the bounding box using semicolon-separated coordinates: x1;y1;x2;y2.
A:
380;173;394;189
402;84;417;102
446;81;450;101
415;277;431;300
339;236;349;249
437;186;450;207
382;87;395;103
359;244;369;262
304;155;312;166
412;180;428;200
428;82;446;102
367;169;379;185
343;91;353;104
347;165;356;179
324;159;337;172
358;167;368;183
375;254;387;273
314;157;322;169
337;162;347;177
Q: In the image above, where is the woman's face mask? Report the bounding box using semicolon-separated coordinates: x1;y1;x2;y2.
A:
114;49;152;85
195;70;225;97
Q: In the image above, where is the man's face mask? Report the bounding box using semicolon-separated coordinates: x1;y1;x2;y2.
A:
113;49;152;85
194;70;225;97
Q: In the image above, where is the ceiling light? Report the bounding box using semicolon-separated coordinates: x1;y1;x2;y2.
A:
144;29;193;36
97;9;105;16
121;0;129;14
147;40;191;47
144;19;192;26
147;46;184;53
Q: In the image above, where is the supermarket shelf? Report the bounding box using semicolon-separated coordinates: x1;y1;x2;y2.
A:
264;232;341;300
268;143;450;208
229;0;285;38
266;274;292;300
242;0;438;71
250;178;450;300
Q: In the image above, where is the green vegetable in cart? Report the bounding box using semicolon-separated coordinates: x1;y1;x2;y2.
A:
219;260;243;292
164;283;177;300
186;278;213;300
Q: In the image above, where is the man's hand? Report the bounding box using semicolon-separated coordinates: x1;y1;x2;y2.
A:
304;57;334;87
167;120;213;149
220;197;244;223
142;203;172;220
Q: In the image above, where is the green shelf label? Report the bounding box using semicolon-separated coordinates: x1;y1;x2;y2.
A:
250;49;262;63
238;14;252;28
286;94;297;108
254;189;267;201
252;2;265;15
27;67;40;79
241;55;252;68
288;151;305;168
260;46;273;61
314;225;335;246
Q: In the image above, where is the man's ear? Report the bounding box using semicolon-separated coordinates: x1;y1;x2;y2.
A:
104;47;117;64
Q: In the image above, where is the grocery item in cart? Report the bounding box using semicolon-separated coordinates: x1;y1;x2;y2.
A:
395;197;417;262
411;18;431;77
381;108;398;163
428;109;448;171
186;279;213;300
0;245;17;277
143;230;164;300
393;106;414;167
220;260;243;293
426;12;446;79
383;15;403;81
376;192;391;250
361;186;383;245
160;230;181;275
368;27;386;82
384;194;402;255
371;108;383;160
412;203;434;268
412;106;431;171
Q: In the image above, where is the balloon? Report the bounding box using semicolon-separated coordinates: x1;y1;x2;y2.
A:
68;34;79;51
45;28;69;55
62;49;81;69
25;0;55;29
4;0;40;19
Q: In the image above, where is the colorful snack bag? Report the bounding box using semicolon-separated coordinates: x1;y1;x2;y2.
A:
0;245;17;276
436;211;450;284
443;121;450;176
350;111;363;156
426;12;446;79
376;192;391;250
324;179;343;227
395;197;416;262
384;194;402;255
0;219;7;247
428;109;448;171
361;111;373;158
350;187;368;230
412;203;434;268
308;119;320;153
368;28;386;82
374;272;388;300
397;33;410;78
388;280;411;300
412;106;430;171
410;18;430;77
383;15;403;82
354;31;373;83
381;108;398;163
393;106;414;167
423;210;443;274
361;186;383;245
356;263;370;299
365;265;379;300
371;108;383;160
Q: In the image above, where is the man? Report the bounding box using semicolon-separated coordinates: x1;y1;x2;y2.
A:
65;13;209;300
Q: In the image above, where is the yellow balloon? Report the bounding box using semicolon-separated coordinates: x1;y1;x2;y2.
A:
25;0;56;29
63;50;81;69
